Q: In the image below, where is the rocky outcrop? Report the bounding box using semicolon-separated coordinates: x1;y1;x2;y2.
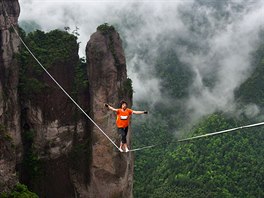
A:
0;127;17;193
18;32;92;198
86;24;133;198
0;0;20;193
1;1;133;197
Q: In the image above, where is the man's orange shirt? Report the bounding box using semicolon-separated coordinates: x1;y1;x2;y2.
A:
116;108;133;128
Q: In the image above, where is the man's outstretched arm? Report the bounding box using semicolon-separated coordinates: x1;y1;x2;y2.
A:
105;103;118;112
133;110;148;115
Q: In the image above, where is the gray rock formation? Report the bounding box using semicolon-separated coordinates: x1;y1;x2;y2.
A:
0;0;20;193
86;24;133;198
18;32;91;198
0;1;133;197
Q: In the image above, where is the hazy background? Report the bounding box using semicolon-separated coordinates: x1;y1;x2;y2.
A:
19;0;264;126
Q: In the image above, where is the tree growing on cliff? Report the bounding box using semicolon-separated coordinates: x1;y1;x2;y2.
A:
1;183;38;198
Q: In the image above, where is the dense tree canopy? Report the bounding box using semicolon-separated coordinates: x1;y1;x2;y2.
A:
132;36;264;197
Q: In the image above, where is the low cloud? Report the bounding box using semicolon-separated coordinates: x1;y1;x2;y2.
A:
19;0;264;125
177;0;264;122
244;104;260;118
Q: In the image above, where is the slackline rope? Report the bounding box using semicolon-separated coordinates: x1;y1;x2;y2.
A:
1;0;119;150
2;1;264;153
128;121;264;152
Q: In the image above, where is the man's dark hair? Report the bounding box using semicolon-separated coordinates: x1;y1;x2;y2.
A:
120;100;128;107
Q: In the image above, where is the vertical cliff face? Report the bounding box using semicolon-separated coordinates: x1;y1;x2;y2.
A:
17;30;92;198
1;1;133;196
0;0;20;193
86;24;133;198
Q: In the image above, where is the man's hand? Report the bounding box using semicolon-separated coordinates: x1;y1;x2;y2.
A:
104;103;109;108
144;111;148;114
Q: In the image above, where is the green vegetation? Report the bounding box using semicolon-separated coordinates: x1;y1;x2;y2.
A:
97;23;133;98
235;37;264;107
17;28;78;100
18;29;77;67
1;183;38;198
97;23;115;35
19;20;41;34
118;78;133;100
97;23;124;71
109;33;120;69
12;25;93;196
133;113;264;197
70;139;91;172
133;37;264;197
102;23;123;71
22;129;42;180
17;28;84;179
124;78;133;99
13;14;264;198
72;57;88;96
155;49;193;99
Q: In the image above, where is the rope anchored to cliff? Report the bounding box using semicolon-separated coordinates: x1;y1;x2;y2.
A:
1;0;120;150
128;121;264;152
3;0;264;154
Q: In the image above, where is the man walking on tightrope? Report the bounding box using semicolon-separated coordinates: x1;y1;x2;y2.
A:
105;100;148;152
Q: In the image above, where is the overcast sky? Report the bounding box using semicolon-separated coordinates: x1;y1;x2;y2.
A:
19;0;264;124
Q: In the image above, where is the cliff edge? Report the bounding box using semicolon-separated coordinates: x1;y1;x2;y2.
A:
86;24;133;198
0;1;133;196
0;0;20;193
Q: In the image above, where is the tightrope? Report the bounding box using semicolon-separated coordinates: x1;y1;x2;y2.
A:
2;1;264;153
1;0;119;150
129;121;264;152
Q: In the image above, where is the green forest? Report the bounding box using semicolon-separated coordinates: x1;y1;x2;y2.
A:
132;33;264;197
14;23;264;198
8;1;264;196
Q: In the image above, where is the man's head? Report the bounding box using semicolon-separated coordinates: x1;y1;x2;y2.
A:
120;100;128;110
